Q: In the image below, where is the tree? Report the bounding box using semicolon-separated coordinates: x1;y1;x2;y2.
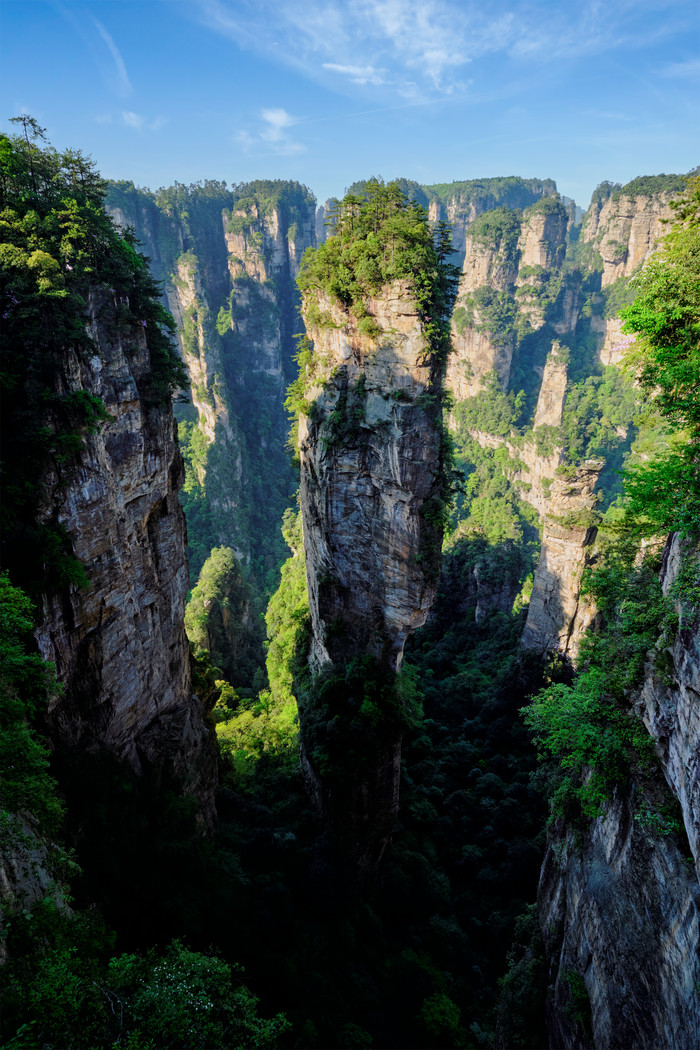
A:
619;176;700;536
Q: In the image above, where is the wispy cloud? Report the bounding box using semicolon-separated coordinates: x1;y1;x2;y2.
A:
91;16;133;97
193;0;696;101
55;3;134;98
323;63;386;87
662;57;700;78
193;0;691;101
121;111;168;132
236;107;305;155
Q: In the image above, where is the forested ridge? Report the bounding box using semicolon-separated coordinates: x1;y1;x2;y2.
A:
1;120;699;1049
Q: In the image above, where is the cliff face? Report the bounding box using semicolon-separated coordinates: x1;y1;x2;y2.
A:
296;280;446;872
426;177;558;258
106;181;316;584
539;785;700;1050
637;536;700;874
520;463;601;658
445;180;683;657
538;535;700;1049
447;199;569;403
581;190;674;288
298;284;444;673
34;289;217;821
580;188;674;365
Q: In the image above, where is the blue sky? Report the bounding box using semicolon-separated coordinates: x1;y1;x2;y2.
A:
2;0;699;208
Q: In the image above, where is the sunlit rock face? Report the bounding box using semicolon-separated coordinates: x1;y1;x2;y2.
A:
297;282;446;874
34;289;217;823
582;190;674;288
520;462;602;659
298;283;445;675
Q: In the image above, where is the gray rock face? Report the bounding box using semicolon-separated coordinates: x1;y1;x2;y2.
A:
539;786;700;1050
521;463;601;658
297;282;446;872
637;536;700;877
106;184;316;573
298;285;444;674
540;534;700;1049
34;290;217;822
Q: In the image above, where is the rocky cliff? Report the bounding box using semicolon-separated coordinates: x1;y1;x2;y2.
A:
424;176;558;258
538;536;700;1049
298;284;444;674
34;288;217;822
295;282;447;873
446;175;687;657
106;179;316;586
520;462;601;658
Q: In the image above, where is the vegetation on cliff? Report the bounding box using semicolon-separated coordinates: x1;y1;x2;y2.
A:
524;176;700;825
297;177;459;346
0;118;186;594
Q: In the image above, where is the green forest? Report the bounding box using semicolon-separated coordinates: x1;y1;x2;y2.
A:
1;118;699;1050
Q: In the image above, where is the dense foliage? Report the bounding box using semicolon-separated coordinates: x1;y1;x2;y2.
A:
1;120;186;593
523;176;700;829
425;176;556;211
185;546;264;692
298;177;459;347
619;176;700;536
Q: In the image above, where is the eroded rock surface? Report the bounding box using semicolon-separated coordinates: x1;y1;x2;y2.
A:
520;462;601;658
539;786;700;1050
34;290;217;822
299;285;445;674
539;534;700;1048
297;282;446;872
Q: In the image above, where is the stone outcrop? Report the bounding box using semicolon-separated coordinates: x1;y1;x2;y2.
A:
539;784;700;1050
426;177;557;258
637;536;700;876
539;535;700;1049
34;289;217;822
533;342;568;429
520;462;602;658
581;190;674;288
106;182;316;579
447;199;569;402
298;284;444;673
297;281;446;872
518;206;568;271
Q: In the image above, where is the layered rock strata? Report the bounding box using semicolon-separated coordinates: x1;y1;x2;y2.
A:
520;462;602;658
539;784;700;1050
539;535;700;1049
34;290;217;822
297;282;446;870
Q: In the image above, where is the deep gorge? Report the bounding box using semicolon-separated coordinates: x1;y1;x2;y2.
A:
1;125;698;1049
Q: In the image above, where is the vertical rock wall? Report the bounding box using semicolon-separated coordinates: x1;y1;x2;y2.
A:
539;536;700;1049
34;290;217;821
520;462;601;658
296;282;446;872
106;182;316;579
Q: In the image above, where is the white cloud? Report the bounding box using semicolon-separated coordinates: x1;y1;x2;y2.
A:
121;112;168;132
122;111;144;130
235;108;305;155
192;0;696;97
91;16;133;97
323;63;385;86
260;107;296;141
662;58;700;78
